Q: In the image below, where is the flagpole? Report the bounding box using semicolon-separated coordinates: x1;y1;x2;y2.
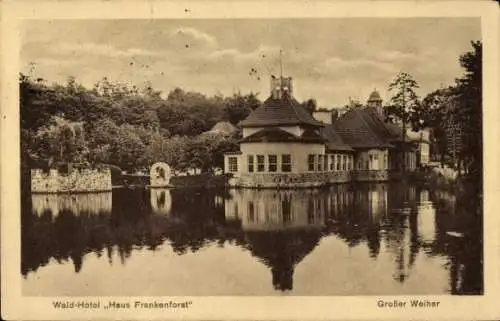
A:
279;49;283;79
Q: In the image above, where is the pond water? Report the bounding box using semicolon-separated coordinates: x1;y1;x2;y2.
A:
21;182;483;296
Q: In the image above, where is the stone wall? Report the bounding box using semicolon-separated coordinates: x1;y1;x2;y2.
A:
31;168;112;193
352;170;389;182
229;171;351;188
229;169;390;188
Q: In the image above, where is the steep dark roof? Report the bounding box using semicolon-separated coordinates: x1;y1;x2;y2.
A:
361;108;424;143
333;108;394;149
240;127;325;144
358;108;400;142
239;94;324;128
319;124;353;152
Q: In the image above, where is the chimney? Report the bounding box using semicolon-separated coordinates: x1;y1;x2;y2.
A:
270;76;293;99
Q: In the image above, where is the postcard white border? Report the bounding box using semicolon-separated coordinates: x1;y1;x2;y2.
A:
1;1;499;320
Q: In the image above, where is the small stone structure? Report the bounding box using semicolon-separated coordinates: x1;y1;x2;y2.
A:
31;168;112;193
150;162;172;188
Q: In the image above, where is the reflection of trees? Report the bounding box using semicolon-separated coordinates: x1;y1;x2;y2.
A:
167;189;230;254
22;208;116;275
427;184;483;295
326;184;387;258
23;189;169;275
22;188;236;276
382;212;415;283
381;184;421;283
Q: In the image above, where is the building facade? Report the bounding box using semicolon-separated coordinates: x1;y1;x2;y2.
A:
224;77;430;188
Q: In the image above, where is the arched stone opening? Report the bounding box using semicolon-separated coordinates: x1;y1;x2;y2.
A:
150;162;172;187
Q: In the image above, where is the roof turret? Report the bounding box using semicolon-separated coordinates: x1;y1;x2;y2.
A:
367;90;383;103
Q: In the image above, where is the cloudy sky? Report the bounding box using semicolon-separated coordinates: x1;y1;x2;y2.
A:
21;18;480;108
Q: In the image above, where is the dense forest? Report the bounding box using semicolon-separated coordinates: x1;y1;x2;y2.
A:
20;75;265;173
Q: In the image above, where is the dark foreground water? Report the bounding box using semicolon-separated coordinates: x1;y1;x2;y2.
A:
22;182;483;296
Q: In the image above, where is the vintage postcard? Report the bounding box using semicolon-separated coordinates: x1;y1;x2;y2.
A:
1;0;499;320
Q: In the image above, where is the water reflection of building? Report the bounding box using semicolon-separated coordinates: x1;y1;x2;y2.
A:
417;189;437;244
149;188;172;215
328;184;353;218
225;189;325;231
224;188;325;291
223;185;391;291
31;192;112;217
355;184;388;222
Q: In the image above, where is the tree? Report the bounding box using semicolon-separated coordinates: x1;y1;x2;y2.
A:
108;124;147;172
453;40;482;177
301;98;317;114
87;118;120;165
20;73;58;131
420;87;460;167
145;131;169;165
386;72;421;127
223;92;261;125
157;88;228;136
386;72;421;172
161;135;191;172
32;115;88;166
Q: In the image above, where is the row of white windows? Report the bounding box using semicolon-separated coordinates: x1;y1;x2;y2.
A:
308;154;354;172
227;154;292;173
248;154;292;173
227;154;356;173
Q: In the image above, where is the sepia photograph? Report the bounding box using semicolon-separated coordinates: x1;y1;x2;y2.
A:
2;1;499;320
19;17;484;296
